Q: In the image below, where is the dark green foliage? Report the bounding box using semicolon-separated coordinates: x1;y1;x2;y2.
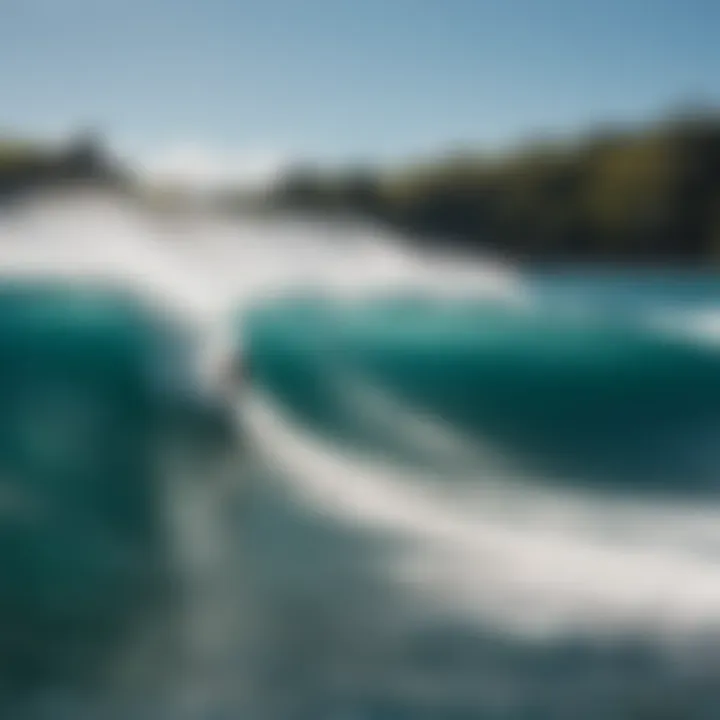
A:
264;112;720;264
0;131;125;200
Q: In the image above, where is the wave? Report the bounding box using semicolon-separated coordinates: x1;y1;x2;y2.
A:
245;295;720;494
5;194;720;717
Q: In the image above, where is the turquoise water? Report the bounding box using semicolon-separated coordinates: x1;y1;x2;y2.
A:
230;271;720;719
244;273;720;494
0;282;220;701
7;266;720;718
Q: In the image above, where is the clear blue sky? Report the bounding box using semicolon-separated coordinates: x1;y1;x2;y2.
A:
0;0;718;167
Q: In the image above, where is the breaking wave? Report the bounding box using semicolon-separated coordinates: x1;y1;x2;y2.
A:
3;192;720;718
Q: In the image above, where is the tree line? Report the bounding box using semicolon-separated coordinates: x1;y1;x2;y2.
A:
0;131;127;201
3;112;720;265
264;112;720;264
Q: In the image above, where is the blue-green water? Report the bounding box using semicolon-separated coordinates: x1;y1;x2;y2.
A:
0;281;229;707
6;252;720;718
229;271;720;718
244;273;720;495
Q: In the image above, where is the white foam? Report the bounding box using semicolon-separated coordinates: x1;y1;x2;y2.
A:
242;389;720;644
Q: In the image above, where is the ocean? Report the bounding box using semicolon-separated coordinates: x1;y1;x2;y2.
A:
2;194;720;718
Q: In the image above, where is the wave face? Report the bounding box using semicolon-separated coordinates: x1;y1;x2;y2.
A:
0;279;218;704
245;289;720;493
5;194;720;718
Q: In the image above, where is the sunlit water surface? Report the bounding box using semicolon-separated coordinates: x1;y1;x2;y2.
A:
2;194;720;718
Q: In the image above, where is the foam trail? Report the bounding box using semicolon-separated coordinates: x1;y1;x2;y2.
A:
323;363;503;468
241;390;720;644
314;365;720;566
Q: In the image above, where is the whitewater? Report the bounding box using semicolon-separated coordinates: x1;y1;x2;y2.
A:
3;191;720;718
